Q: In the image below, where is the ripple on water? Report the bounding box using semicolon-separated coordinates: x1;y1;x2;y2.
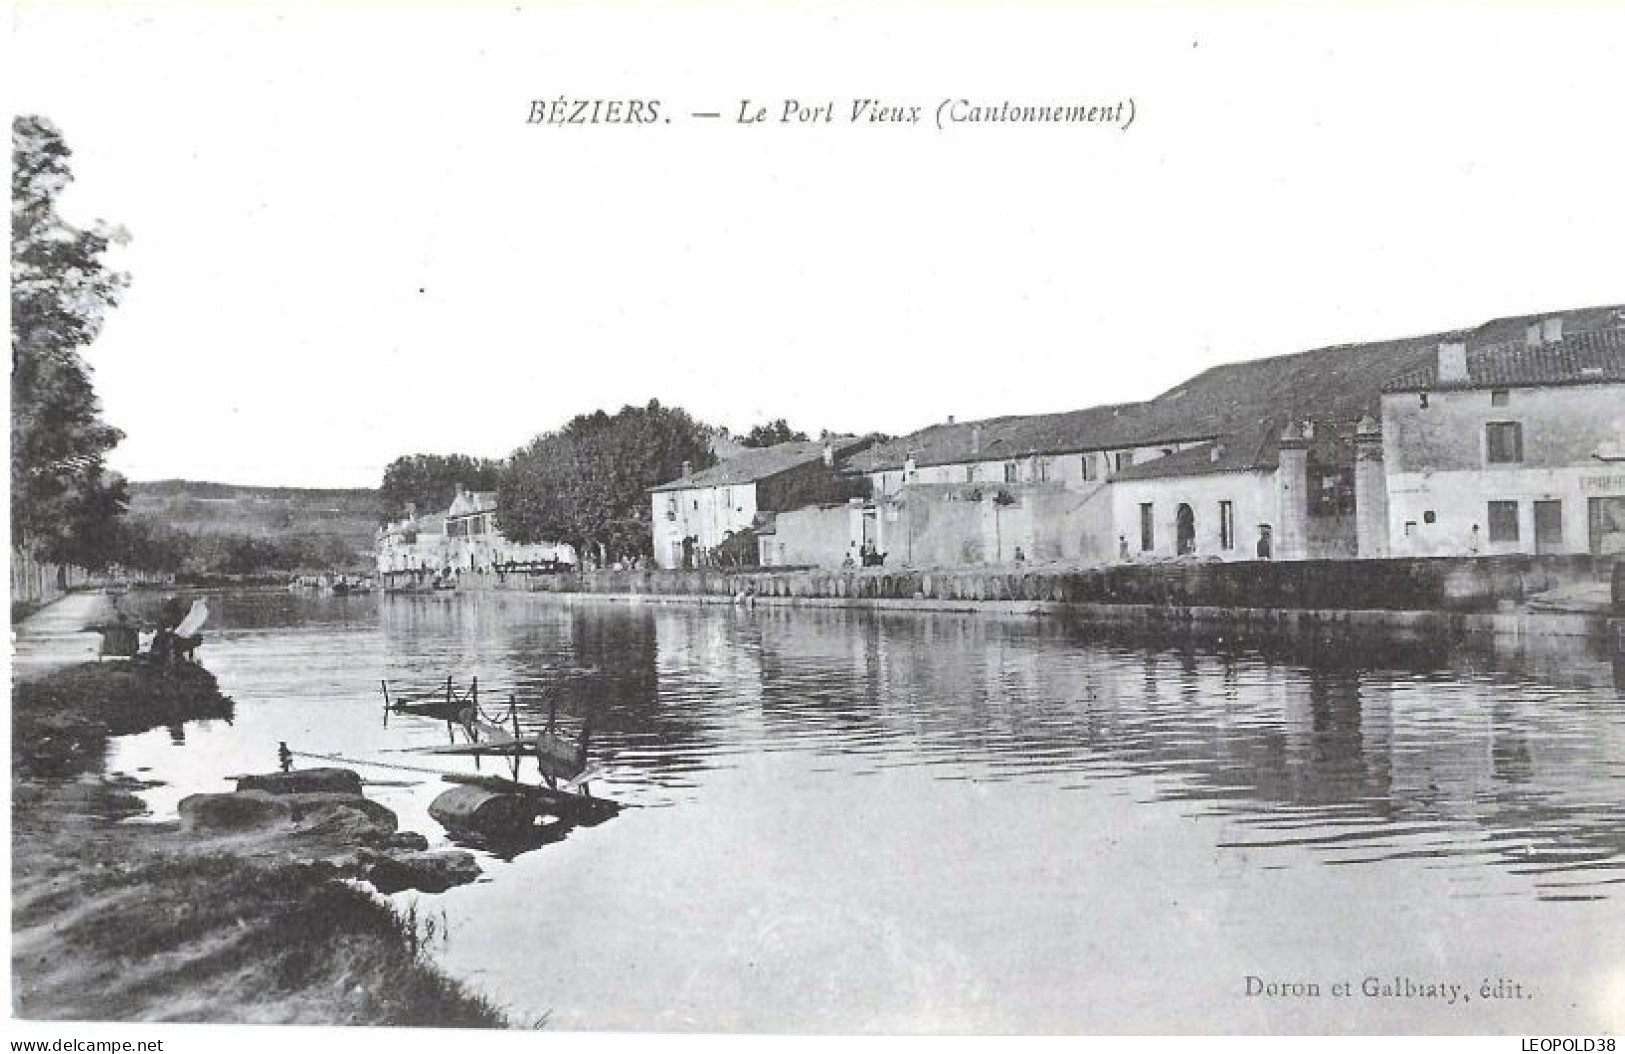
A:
100;590;1625;1030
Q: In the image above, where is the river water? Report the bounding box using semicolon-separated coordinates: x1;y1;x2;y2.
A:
106;589;1625;1033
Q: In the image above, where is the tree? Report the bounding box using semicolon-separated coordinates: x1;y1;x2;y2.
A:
499;400;716;564
379;453;502;520
116;518;187;575
738;418;808;448
11;115;130;567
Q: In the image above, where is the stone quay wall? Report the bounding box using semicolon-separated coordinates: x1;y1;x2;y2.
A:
500;554;1617;615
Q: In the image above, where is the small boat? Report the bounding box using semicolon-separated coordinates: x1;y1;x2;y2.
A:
422;727;590;783
383;676;593;784
390;698;471;721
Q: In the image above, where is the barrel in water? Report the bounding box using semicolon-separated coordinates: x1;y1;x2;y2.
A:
429;785;535;836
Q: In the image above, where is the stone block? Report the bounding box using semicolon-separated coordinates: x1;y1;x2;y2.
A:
235;767;364;797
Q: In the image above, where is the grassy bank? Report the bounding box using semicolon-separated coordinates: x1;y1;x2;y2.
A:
11;661;508;1026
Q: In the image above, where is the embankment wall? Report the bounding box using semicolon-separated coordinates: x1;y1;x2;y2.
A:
494;554;1616;614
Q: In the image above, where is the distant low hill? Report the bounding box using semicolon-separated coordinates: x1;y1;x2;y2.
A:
128;480;384;569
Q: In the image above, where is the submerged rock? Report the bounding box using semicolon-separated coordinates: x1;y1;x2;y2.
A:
281;792;399;842
235;768;364;797
178;790;293;832
363;849;481;894
176;784;399;845
385;831;430;852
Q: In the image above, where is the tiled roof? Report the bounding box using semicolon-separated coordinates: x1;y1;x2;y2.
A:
447;491;498;518
1111;433;1268;482
846;304;1624;474
844;403;1209;473
1451;304;1624;350
1382;327;1625;392
650;437;871;492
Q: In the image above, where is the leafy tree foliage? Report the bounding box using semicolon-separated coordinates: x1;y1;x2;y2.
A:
379;453;502;520
738;418;808;448
117;518;362;578
11;115;130;567
499;400;715;563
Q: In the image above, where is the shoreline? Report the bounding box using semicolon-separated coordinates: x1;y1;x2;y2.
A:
9;605;510;1026
440;575;1624;646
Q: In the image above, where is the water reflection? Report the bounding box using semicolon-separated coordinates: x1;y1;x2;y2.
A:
128;590;1625;898
104;589;1625;1029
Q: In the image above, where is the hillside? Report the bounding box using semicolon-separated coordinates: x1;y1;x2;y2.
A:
127;480;384;571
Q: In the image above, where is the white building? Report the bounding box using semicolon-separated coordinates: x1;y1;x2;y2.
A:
650;438;874;569
1377;321;1625;557
444;488;575;572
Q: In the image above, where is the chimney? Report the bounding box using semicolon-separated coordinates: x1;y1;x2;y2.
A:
681;460;692;478
946;415;956;425
1526;322;1543;349
971;423;982;455
1209;445;1221;463
822;442;835;467
1437;340;1468;384
1542;316;1564;344
904;451;917;480
406;501;416;519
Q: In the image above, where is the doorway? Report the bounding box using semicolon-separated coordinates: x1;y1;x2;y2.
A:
1534;500;1563;554
1176;503;1196;556
1589;496;1625;555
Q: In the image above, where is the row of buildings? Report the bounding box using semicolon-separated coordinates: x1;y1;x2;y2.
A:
650;304;1625;569
375;487;576;581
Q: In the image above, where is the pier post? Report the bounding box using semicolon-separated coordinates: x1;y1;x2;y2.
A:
1275;422;1311;562
1354;414;1389;559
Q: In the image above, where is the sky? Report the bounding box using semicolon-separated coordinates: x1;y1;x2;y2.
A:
11;1;1625;489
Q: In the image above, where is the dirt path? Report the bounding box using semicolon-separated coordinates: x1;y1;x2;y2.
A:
10;590;119;683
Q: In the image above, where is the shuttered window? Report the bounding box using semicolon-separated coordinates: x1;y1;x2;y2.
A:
1486;422;1523;464
1488;500;1520;542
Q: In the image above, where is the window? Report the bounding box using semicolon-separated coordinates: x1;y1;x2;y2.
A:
1081;454;1097;481
1219;500;1235;550
965;464;979;483
1423;510;1436;525
1488;500;1520;542
1004;462;1019;483
1311;466;1355;516
1034;457;1051;483
1115;451;1136;473
1491;389;1510;407
1486;421;1523;464
1139;503;1155;552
